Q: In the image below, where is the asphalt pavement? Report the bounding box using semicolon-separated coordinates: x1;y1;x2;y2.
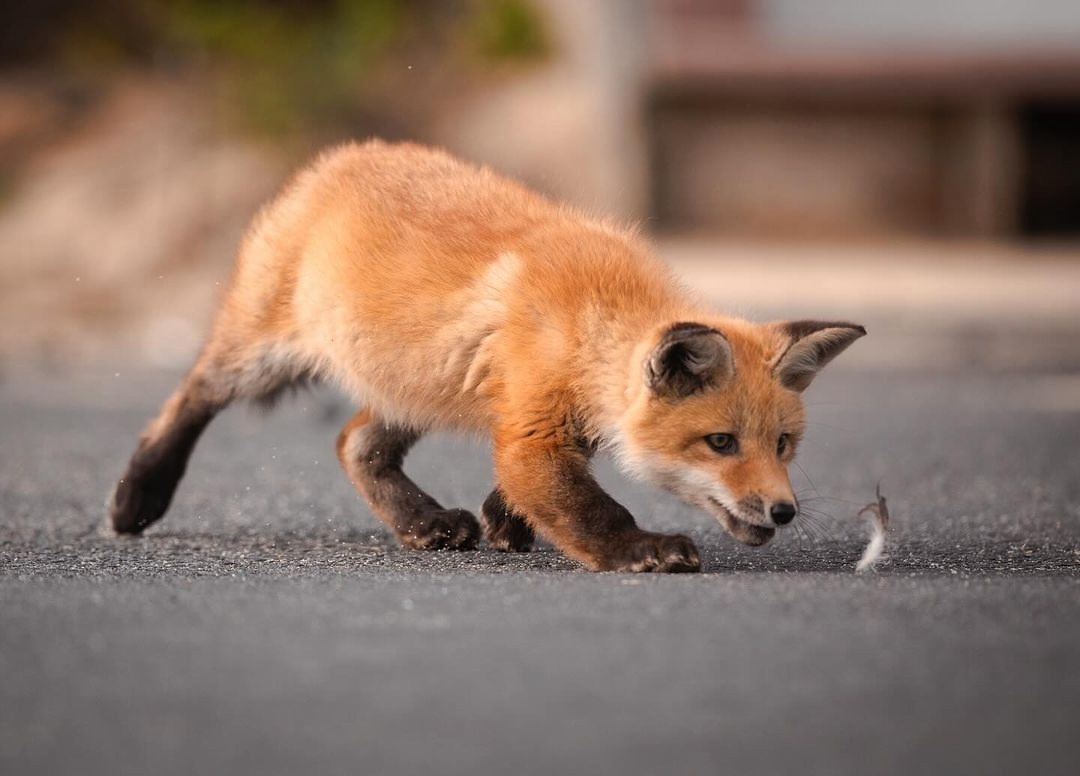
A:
1;366;1078;775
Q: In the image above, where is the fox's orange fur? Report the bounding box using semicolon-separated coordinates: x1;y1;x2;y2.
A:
110;140;864;572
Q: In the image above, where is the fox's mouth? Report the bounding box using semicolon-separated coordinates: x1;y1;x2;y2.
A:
708;498;776;547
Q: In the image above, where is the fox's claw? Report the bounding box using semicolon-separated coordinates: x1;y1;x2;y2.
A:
397;508;480;551
480;488;535;552
595;531;701;573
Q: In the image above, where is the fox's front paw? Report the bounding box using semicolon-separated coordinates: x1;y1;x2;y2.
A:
483;515;534;552
595;531;701;573
480;488;534;552
397;508;480;551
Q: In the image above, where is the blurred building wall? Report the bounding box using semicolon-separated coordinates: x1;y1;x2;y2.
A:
762;0;1080;45
647;0;1080;238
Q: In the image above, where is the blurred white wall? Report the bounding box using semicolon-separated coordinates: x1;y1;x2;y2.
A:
440;0;648;220
763;0;1080;46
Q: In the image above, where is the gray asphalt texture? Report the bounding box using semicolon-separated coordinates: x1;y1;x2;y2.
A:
2;367;1078;776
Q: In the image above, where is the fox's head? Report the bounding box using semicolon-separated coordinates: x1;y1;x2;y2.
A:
617;318;865;546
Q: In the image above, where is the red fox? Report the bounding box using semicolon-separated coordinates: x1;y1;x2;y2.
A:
109;140;864;572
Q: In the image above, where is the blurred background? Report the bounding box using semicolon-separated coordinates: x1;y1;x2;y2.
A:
3;8;1079;774
1;0;1078;374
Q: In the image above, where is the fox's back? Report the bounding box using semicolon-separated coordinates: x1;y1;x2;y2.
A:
229;141;682;430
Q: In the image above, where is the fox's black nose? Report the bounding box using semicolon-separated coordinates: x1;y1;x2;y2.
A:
770;502;797;526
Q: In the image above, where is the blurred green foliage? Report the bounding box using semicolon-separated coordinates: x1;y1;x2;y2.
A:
164;0;411;136
469;0;550;61
165;0;549;138
5;0;550;141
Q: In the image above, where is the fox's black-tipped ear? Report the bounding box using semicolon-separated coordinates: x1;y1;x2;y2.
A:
772;320;866;392
646;323;734;399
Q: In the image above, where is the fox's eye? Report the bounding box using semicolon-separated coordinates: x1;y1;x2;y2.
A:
777;433;791;456
705;433;738;455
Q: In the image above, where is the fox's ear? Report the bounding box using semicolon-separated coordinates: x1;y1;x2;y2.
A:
772;320;866;392
646;323;734;399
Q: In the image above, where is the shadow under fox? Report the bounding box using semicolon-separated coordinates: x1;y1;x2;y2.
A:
110;141;864;572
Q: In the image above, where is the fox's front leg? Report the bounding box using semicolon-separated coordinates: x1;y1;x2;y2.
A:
493;427;700;573
336;409;480;550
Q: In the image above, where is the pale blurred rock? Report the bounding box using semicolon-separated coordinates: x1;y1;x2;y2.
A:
0;79;283;366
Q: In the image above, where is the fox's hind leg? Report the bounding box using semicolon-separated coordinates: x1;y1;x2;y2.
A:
336;409;480;550
109;338;308;534
109;371;221;534
480;487;535;552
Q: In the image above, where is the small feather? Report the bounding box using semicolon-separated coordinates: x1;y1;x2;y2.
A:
855;484;889;572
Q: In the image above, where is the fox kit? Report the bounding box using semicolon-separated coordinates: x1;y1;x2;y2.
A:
109;140;864;572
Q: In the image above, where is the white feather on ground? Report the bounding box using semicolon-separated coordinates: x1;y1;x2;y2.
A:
855;485;890;572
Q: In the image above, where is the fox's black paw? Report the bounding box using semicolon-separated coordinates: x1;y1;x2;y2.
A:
397;508;481;551
596;531;701;573
108;469;176;535
480;488;535;552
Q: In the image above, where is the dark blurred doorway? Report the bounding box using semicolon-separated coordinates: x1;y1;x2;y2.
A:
1021;103;1080;237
